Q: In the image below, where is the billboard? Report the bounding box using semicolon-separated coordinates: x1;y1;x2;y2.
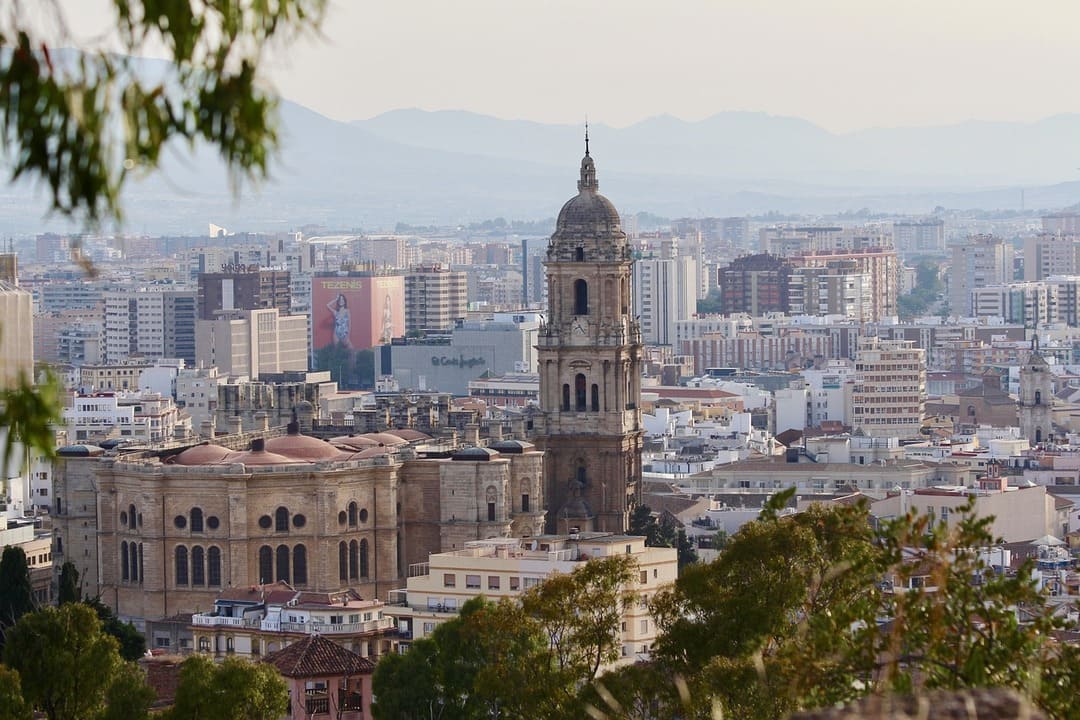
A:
312;274;405;353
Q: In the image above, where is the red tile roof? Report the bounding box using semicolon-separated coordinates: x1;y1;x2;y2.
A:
262;635;374;678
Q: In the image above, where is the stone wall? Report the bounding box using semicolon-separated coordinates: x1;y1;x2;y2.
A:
790;689;1044;720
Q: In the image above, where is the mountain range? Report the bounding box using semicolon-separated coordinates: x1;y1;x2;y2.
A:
5;100;1080;235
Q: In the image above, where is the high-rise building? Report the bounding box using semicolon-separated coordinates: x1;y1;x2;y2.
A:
789;263;872;321
195;308;309;379
1042;212;1080;235
790;248;899;321
632;239;699;346
1023;232;1080;281
949;235;1009;317
104;287;197;365
970;282;1058;327
851;337;926;439
404;265;468;335
535;144;643;534
0;276;33;389
893;218;945;255
197;268;291;320
718;254;793;316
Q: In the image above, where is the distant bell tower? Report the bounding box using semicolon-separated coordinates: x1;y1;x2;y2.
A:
535;133;644;534
1018;338;1053;445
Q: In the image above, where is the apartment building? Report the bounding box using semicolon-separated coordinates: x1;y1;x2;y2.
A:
404;265;468;334
851;337;926;440
103;286;197;365
1023;233;1080;281
195;308;309;379
632;239;699;346
949;235;1009;317
384;534;677;663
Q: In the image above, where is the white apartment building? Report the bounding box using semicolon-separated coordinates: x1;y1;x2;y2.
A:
175;366;223;428
949;235;1009;317
773;359;856;434
632;239;699;346
385;534;678;663
103;286;197;365
893;218;945;255
405;265;468;334
851;337;926;440
0;281;33;389
63;391;191;444
970;282;1058;327
195;308;308;379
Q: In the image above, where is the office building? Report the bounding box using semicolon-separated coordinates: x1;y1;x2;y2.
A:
196;308;309;379
197;268;291;320
632;239;699;346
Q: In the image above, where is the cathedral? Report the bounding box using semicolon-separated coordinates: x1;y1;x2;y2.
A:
535;138;644;534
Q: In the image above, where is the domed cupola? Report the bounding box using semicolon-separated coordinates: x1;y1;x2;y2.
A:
549;129;628;261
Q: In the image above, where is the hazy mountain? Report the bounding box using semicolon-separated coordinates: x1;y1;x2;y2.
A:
4;98;1080;235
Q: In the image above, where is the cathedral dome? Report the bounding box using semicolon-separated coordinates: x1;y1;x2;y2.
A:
549;145;628;258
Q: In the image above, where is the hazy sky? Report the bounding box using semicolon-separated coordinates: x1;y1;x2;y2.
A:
61;0;1080;133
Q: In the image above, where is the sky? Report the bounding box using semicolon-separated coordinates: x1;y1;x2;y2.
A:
55;0;1080;133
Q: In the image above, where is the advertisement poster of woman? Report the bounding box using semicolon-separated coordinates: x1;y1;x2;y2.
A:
311;275;406;353
327;293;353;349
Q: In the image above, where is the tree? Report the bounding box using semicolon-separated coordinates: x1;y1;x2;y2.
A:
371;639;444;720
0;546;34;631
696;288;724;315
168;655;289;720
56;561;81;605
2;603;152;720
0;666;31;720
314;341;355;387
85;596;147;661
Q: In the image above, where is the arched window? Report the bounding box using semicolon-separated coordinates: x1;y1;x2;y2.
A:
575;374;587;411
348;502;358;527
562;384;570;411
1036;428;1043;443
577;465;587;487
258;546;273;584
338;542;348;581
349;540;359;580
1035;390;1042;405
591;383;600;412
521;494;530;512
293;545;308;585
190;508;204;533
121;541;129;581
359;539;370;579
276;545;290;583
175;546;189;586
128;504;136;528
192;546;205;586
138;543;144;583
208;547;222;586
131;542;139;583
274;507;289;533
574;279;588;315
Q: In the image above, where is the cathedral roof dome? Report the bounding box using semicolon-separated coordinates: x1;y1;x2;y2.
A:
549;139;628;258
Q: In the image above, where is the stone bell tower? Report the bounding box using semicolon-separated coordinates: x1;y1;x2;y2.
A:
1018;338;1053;445
535;134;643;534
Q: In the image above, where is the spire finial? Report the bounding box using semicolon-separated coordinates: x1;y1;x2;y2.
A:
584;116;590;156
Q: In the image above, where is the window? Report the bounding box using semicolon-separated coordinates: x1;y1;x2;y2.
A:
338;542;348;581
138;543;143;583
423;621;436;635
640;619;649;633
174;515;187;530
509;576;520;590
466;575;481;589
258;515;272;529
208;547;221;586
348;501;358;527
488;576;500;590
575;246;584;261
226;637;234;653
274;507;289;533
523;577;540;589
293;514;306;529
207;516;220;530
487;502;496;522
190;508;203;533
575;373;587;411
359;539;369;579
640;570;648;584
521;494;530;513
192;546;205;586
443;573;456;588
128;504;136;527
562;384;570;411
258;546;273;584
349;540;359;580
198;637;210;652
591;383;599;411
276;545;290;583
293;545;307;585
121;541;129;581
574;278;588;315
175;546;189;585
359;508;369;523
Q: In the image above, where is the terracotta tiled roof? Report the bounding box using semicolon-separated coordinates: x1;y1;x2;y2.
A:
262;635;375;678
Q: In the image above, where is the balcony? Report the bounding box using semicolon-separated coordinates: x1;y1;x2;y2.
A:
278;619;392;635
192;614;259;628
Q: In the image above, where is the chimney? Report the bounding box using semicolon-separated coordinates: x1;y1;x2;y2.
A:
488;421;503;442
228;416;243;436
200;418;216;439
254;411;270;432
464;423;480;446
511;418;526;440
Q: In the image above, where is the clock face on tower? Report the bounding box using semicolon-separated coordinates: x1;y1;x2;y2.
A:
572;317;587;335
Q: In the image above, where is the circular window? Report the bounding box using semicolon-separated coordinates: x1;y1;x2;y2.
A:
207;516;220;530
338;511;347;525
293;514;307;528
359;508;369;523
174;515;187;529
119;511;128;526
258;515;272;530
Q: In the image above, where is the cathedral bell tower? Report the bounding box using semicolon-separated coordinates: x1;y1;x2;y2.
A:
1019;338;1053;445
535;136;644;534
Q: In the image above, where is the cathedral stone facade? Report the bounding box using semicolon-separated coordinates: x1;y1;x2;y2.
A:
535;143;644;534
